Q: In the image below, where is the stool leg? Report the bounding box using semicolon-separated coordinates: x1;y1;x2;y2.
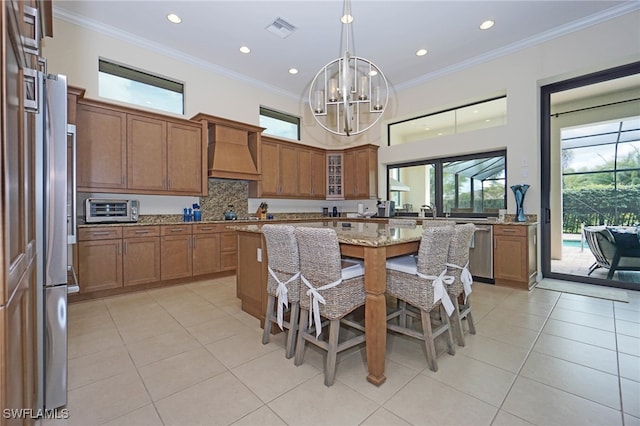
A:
325;319;340;387
441;304;455;356
285;301;300;359
294;308;309;366
451;297;465;347
262;294;276;345
466;302;476;335
421;310;438;372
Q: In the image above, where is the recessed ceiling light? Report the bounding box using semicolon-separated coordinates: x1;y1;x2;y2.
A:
424;127;431;131
416;49;428;57
341;14;353;24
167;13;182;24
288;68;298;75
480;20;495;30
239;46;251;54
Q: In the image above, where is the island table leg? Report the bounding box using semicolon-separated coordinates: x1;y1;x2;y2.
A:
364;246;387;386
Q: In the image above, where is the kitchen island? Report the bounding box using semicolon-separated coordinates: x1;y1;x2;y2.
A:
232;220;425;386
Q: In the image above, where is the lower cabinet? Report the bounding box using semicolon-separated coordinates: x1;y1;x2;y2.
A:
78;227;123;293
494;224;537;290
193;224;220;276
160;225;193;280
123;227;161;286
220;231;238;271
77;223;237;295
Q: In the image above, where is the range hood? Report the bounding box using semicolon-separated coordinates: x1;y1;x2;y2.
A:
192;114;263;181
389;177;410;192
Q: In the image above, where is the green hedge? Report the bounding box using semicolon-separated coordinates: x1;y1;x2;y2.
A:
563;186;640;233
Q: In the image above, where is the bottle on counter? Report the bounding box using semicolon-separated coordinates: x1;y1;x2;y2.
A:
332;206;338;217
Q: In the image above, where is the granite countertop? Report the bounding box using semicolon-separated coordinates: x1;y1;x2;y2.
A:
228;221;427;247
78;215;538;228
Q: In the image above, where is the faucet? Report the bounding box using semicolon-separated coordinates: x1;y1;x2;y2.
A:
421;203;437;219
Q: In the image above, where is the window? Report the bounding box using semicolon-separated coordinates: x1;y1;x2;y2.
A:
98;59;184;114
388;151;506;217
259;107;300;140
388;96;507;146
561;116;640;229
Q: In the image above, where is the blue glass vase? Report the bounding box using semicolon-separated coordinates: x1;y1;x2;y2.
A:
511;184;530;222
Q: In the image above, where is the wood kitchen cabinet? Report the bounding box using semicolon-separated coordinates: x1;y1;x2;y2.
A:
122;226;161;286
127;114;167;192
343;144;378;199
160;225;193;281
77;227;124;292
250;136;327;199
192;224;220;276
493;224;538;290
220;230;238;271
326;152;344;199
298;147;326;199
76;98;206;196
76;103;127;191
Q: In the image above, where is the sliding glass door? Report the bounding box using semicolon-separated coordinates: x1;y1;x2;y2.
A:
541;62;640;290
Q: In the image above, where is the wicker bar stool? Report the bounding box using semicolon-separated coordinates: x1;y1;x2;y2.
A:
445;224;477;347
386;225;456;372
261;224;301;359
294;227;366;386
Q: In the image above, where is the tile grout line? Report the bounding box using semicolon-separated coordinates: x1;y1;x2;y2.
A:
613;304;627;426
488;289;562;425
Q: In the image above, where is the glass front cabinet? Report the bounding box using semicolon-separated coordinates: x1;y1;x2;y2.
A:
326;153;344;200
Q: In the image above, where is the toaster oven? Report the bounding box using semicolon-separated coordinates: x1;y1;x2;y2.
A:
85;198;139;223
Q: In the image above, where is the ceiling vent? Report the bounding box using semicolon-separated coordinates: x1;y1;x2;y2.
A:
266;17;297;39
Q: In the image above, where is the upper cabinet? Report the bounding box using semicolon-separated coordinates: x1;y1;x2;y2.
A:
249;136;326;199
76;99;207;196
191;113;263;181
343;144;378;200
77;103;127;191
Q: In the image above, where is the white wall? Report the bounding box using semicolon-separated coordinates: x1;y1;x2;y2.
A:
44;10;640;219
379;11;640;221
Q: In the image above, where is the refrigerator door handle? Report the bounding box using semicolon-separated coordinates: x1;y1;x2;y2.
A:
67;124;77;245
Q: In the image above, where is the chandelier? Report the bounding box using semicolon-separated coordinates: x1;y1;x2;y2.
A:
308;0;388;136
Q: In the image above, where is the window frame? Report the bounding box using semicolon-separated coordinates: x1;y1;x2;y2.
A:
387;149;507;218
259;106;300;140
98;58;185;114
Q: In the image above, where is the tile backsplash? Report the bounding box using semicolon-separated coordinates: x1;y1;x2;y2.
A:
200;179;249;220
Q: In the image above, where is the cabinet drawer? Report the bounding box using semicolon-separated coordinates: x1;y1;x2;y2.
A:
193;223;222;234
493;225;527;237
79;226;122;241
161;225;192;236
123;226;160;238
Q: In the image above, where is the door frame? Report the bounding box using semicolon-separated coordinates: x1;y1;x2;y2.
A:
540;60;640;290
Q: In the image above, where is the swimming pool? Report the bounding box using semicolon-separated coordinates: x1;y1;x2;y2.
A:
563;239;584;248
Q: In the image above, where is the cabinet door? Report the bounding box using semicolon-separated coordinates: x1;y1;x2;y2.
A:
78;239;123;292
310;150;326;198
298;149;312;196
76;104;127;190
279;144;298;195
260;140;279;196
343;151;357;198
167;122;203;194
494;235;527;282
123;237;160;286
127;114;166;191
161;235;193;280
193;233;220;276
220;232;237;271
354;148;371;198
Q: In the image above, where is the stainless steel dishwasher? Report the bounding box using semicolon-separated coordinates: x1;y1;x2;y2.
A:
468;224;494;281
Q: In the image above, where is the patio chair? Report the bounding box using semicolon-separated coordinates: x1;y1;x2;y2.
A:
583;226;640;279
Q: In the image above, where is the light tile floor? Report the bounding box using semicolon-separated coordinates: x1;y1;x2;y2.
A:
43;276;640;426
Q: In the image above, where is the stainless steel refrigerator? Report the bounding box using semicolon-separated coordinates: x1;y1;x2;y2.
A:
34;70;78;411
